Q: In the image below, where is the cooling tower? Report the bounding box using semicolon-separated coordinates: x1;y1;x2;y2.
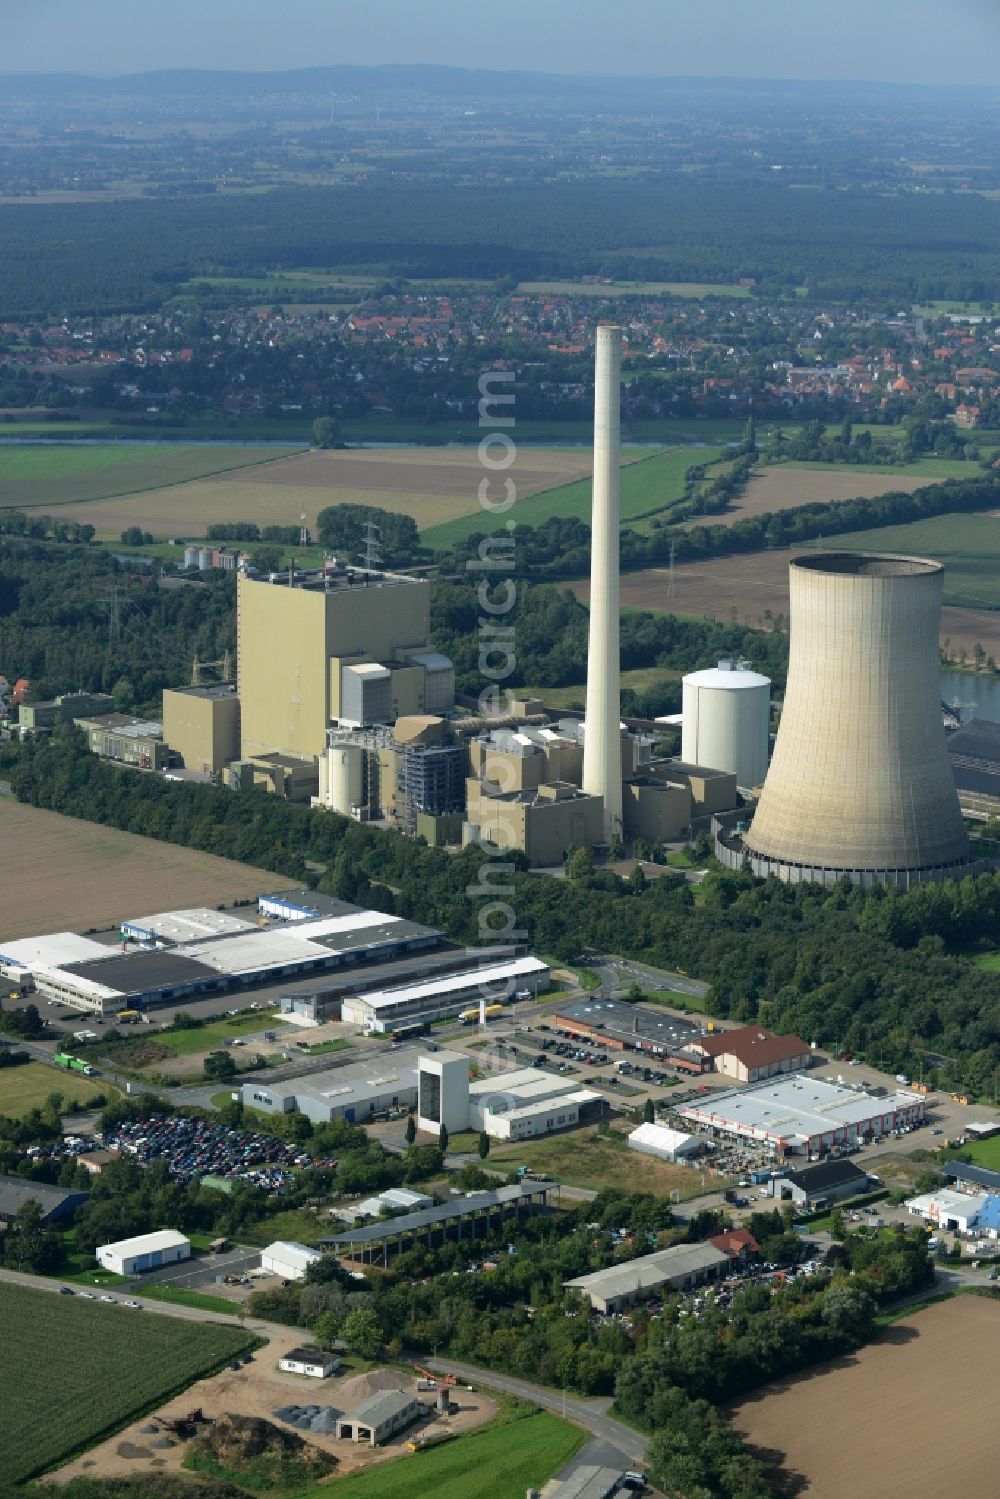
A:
742;553;973;887
582;323;623;840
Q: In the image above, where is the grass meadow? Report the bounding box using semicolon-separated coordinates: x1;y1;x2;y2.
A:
0;442;299;511
0;1061;116;1116
423;445;720;549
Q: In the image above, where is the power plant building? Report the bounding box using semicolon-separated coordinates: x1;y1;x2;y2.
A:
729;554;975;888
236;561;449;763
681;661;770;790
162;683;240;776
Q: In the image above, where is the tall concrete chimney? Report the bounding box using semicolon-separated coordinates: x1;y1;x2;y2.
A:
582;323;623;841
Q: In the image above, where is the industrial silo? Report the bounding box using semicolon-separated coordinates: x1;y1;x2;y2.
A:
681;661;770;789
319;742;364;817
742;553;973;887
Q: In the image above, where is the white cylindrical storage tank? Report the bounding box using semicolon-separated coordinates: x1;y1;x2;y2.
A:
744;553;972;885
183;545;199;569
325;743;363;816
682;661;770;789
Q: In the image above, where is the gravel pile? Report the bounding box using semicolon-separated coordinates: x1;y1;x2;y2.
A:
273;1403;340;1432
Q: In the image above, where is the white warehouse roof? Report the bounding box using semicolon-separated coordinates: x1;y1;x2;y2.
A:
565;1243;729;1302
176;929;332;975
678;1077;923;1146
0;932;110;969
361;956;548;1012
121;909;254;944
98;1230;189;1258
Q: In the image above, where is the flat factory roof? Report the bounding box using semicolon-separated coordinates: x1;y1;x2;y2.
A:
176;929;333;975
558;997;701;1051
122;908;255;944
248;1048;427;1108
59;948;219;997
358;956;548;1012
0;932;110;970
678;1077;923;1144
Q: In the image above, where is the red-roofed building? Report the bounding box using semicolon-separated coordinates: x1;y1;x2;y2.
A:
684;1026;811;1084
709;1228;761;1263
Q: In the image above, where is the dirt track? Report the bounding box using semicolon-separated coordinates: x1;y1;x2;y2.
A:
571;552;1000;659
730;1296;1000;1499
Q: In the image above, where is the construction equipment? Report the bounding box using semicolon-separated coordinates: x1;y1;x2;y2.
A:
413;1364;457;1386
407;1430;455;1452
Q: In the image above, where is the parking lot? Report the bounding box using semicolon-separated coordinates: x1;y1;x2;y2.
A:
101;1112;330;1189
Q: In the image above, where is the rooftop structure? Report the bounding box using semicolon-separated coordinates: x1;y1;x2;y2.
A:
687;1025;811;1083
12;895;444;1016
564;1242;729;1313
678;1076;925;1155
556;996;705;1070
906;1189;987;1232
627;1122;703;1162
340;954;549;1033
243;1049;424;1124
322;1180;557;1263
943;1159;1000;1193
121;908;254;944
739;554;974;888
0;1174;89;1224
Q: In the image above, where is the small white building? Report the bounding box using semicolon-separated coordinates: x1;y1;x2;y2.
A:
278;1345;341;1379
261;1240;322;1281
628;1122;703;1163
905;1189;987;1234
353;1187;433;1220
97;1229;190;1276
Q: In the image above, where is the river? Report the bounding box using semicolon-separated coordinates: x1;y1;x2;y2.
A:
940;668;1000;723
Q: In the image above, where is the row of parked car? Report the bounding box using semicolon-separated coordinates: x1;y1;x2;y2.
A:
103;1113;330;1189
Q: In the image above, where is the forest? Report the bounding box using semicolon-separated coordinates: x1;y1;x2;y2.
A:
0;545;235;710
5;175;1000;315
5;733;999;1098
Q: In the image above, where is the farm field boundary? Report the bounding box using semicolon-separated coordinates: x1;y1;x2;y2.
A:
424;446;717;549
0;442;303;511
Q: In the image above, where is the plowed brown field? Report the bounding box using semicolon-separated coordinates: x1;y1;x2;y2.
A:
571;552;1000;660
730;1295;1000;1499
0;803;294;939
685;465;931;529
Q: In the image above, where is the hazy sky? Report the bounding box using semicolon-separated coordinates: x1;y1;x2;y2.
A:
4;0;999;86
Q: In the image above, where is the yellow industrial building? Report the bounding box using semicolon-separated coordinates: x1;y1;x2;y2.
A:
236;563;441;763
162;684;240;776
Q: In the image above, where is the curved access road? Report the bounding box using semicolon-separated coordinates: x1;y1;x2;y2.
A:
424;1355;648;1465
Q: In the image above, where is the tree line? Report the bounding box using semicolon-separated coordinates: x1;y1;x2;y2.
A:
5;732;998;1097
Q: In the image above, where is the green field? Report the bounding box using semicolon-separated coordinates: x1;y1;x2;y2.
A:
520;665;680;712
154;1010;291;1056
961;1134;1000;1171
828;512;1000;610
141;1284;240;1315
486;1125;707;1195
0;442;302;511
296;1403;584;1499
785;456;980;479
0;1282;255;1485
0;1060;115;1116
422;445;721;549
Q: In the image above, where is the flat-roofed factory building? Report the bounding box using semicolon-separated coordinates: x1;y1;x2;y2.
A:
678;1076;925;1156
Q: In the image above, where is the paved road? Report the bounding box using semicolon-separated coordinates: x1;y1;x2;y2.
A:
0;1264;283;1336
425;1356;649;1464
